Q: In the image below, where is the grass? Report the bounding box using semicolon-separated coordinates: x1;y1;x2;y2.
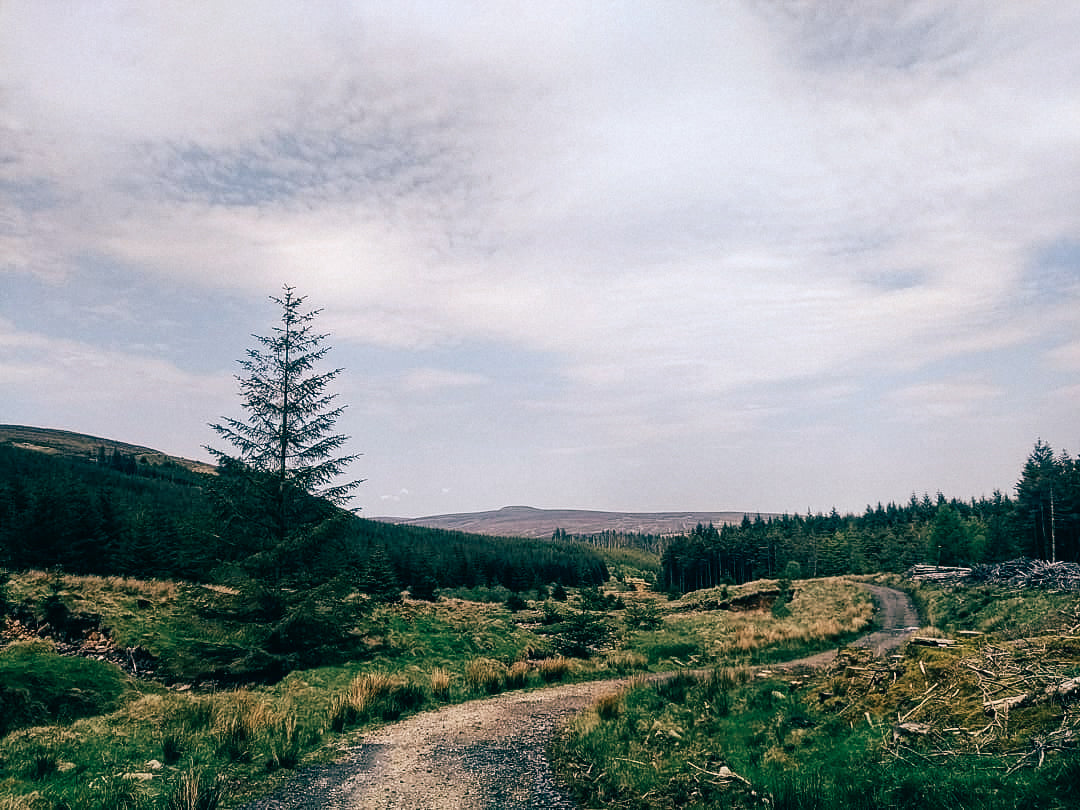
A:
554;580;1080;810
0;641;131;735
0;568;885;808
632;577;874;668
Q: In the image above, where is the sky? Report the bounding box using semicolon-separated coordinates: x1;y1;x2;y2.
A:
2;2;1079;519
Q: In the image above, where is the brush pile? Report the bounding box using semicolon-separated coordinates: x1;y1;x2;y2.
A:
822;634;1080;776
908;558;1080;591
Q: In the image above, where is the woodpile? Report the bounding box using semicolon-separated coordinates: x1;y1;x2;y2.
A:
907;564;972;584
908;558;1080;591
969;558;1080;590
890;640;1079;772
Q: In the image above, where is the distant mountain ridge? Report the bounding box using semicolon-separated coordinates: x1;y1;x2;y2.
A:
0;425;215;475
376;505;764;539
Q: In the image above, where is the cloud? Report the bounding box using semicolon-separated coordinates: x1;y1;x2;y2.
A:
397;368;490;394
887;379;1003;424
2;2;1080;514
0;317;230;456
1047;341;1080;372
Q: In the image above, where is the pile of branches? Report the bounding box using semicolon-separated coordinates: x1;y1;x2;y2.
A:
886;639;1080;773
968;558;1080;591
822;641;1080;776
908;558;1080;591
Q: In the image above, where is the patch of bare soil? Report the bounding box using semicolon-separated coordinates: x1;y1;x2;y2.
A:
240;586;918;810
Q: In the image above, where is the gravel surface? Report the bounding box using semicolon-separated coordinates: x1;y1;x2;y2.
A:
239;679;626;809
240;585;917;810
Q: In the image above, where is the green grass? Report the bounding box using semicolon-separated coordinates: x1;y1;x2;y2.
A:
910;580;1080;638
556;664;1080;810
0;569;912;808
555;580;1080;810
0;641;130;736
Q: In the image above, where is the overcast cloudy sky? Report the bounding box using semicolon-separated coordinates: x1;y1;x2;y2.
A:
2;2;1078;518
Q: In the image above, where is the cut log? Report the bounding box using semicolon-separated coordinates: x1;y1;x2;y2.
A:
892;722;933;740
984;694;1030;716
911;636;958;648
1046;676;1080;701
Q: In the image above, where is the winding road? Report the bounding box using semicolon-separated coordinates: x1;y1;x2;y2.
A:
240;585;918;810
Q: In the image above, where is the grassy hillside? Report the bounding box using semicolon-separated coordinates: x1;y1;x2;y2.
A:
0;425;215;476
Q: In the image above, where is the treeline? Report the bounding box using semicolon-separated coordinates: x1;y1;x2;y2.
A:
551;527;668;555
0;442;607;593
0;443;214;579
661;440;1080;594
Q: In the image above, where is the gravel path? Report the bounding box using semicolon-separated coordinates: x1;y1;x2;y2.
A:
239;679;624;809
240;585;918;810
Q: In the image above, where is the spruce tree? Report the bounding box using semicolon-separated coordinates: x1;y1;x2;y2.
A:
206;285;363;551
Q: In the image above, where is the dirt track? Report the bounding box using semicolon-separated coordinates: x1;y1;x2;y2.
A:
240;585;918;810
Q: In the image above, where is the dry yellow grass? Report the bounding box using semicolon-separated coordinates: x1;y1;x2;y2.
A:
602;650;648;673
538;656;572;682
429;667;452;699
465;658;508;693
506;660;531;688
653;577;875;661
14;570;176;600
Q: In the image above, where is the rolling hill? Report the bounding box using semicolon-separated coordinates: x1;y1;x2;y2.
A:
0;424;215;475
377;505;762;538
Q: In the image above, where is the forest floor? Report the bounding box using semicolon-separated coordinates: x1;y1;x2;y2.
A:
238;585;918;810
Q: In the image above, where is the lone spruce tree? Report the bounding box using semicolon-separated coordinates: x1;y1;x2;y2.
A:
206;285;362;550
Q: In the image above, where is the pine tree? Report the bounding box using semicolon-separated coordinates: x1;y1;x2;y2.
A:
1014;439;1060;561
206;285;363;549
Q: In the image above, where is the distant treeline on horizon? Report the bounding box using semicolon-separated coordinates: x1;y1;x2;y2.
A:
1;436;1076;598
657;440;1078;593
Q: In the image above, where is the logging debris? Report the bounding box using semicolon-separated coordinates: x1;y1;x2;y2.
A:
907;558;1080;591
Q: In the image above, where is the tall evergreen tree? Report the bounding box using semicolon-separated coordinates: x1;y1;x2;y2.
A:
1015;439;1061;561
206;285;363;549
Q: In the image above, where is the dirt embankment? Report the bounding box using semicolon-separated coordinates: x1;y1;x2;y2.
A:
241;585;918;810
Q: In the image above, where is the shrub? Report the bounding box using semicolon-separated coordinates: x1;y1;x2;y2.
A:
623;599;663;629
505;593;528;612
540;600;563;625
578;586;618;611
556;610;611;658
